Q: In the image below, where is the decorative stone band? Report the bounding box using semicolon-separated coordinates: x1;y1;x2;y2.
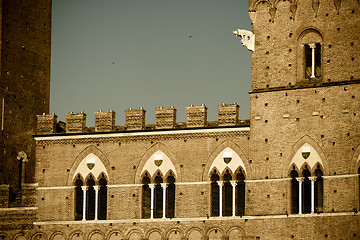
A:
34;127;250;146
36;173;360;190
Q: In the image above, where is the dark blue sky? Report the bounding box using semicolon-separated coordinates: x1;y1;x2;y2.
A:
51;0;252;125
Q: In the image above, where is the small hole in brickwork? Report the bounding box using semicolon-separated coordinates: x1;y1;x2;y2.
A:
179;192;183;195
215;230;218;233
184;139;187;142
325;234;328;238
321;135;324;138
248;137;250;140
290;16;293;20
67;169;70;172
266;84;269;88
267;36;270;40
42;197;44;200
280;153;282;156
66;196;68;199
334;172;337;175
329;44;332;48
248;189;251;193
327;60;330;63
216;138;218;141
255;95;258;99
322;98;326;101
266;51;269;55
267;194;270;198
351;42;354;46
333;142;335;146
352;10;355;13
96;143;99;146
354;233;357;237
180;164;183;168
265;103;268;107
111;195;114;198
337;27;340;31
326;13;329;16
249;160;252;163
266;157;269;161
201;191;204;195
352;95;355;99
133;165;136;169
43;146;45;149
296;118;299;121
288;64;292;67
133;194;136;197
296;100;300;103
269;19;271;22
334;190;337;193
150;141;153;144
352;57;355;61
42;169;45;173
351;76;354;80
265;120;268;123
67;225;69;227
344;87;347;91
73;145;75;148
328;79;331;82
283;193;285;197
285;93;288;96
265;139;268;143
347;133;350;137
352;148;355;151
289;49;292;52
118;142;121;146
354;113;357;116
289;33;292;37
291;235;294;239
112;166;115;170
266;66;270;69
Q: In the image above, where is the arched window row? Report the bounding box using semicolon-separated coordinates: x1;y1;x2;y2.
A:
290;164;323;214
142;171;176;219
210;168;245;217
75;174;107;221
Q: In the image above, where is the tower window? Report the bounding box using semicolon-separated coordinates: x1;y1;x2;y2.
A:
305;43;321;78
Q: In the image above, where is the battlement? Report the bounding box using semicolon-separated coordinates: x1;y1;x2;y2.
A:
36;103;249;135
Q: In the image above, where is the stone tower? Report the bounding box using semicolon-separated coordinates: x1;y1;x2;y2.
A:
248;0;360;220
0;0;51;188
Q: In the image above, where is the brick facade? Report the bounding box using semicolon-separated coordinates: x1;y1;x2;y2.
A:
1;0;360;239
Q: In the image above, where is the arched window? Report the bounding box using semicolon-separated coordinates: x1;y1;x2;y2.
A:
290;170;299;214
211;172;220;217
154;175;163;218
314;167;323;213
302;168;311;214
166;175;175;218
98;177;107;220
86;178;96;220
223;172;232;216
75;178;83;220
142;175;151;219
236;170;245;216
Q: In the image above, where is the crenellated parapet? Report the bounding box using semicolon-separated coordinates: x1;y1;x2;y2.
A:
36;104;250;135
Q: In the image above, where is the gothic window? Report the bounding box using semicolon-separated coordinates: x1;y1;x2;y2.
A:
75;178;83;220
305;43;321;78
98;176;107;220
73;153;109;221
236;170;245;216
314;167;323;213
302;168;311;214
290;170;299;214
211;172;220;217
142;175;151;219
154;175;163;218
223;172;233;216
166;175;175;218
86;178;96;220
140;150;177;219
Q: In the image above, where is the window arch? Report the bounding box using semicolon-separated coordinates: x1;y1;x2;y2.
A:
297;29;323;80
288;143;325;214
208;148;246;217
140;151;177;219
73;153;109;221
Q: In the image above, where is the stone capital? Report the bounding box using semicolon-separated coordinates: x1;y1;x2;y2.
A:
296;177;305;183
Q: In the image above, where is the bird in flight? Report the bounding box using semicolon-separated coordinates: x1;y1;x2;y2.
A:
189;35;192;38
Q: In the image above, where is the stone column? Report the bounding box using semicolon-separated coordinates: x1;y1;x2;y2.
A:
217;181;224;217
309;43;316;78
149;184;155;219
94;186;99;220
81;186;87;221
309;176;316;214
296;177;304;214
161;183;168;219
230;181;237;217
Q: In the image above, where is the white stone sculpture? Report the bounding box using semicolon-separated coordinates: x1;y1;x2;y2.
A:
233;29;255;52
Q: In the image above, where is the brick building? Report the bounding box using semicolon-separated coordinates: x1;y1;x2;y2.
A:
1;0;360;239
